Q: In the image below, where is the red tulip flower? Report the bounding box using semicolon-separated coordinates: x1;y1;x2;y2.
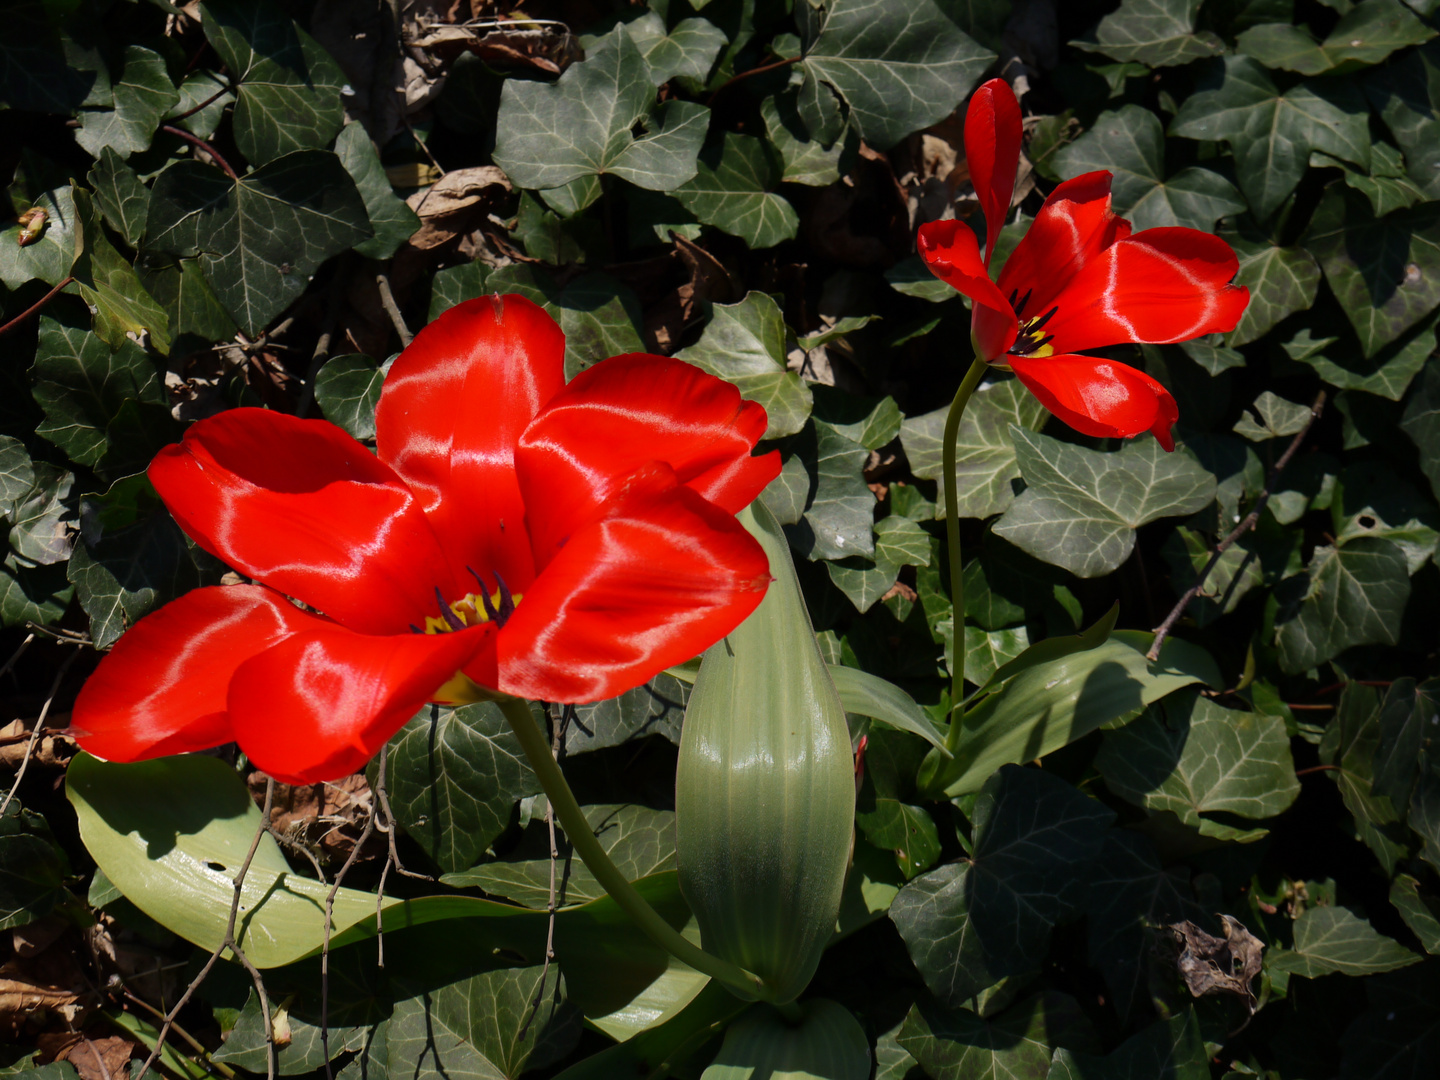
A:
72;296;780;784
917;79;1249;450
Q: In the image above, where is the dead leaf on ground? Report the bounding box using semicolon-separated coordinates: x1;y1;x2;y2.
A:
1171;915;1264;1012
806;147;909;266
405;167;513;252
621;235;739;352
38;1033;134;1080
0;719;74;772
249;772;381;868
0;949;93;1031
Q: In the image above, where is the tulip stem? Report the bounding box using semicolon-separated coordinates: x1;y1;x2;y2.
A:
497;695;771;1002
941;355;991;754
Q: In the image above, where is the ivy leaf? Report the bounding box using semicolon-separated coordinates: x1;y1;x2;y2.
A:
1072;0;1225;67
621;12;727;84
800;0;995;150
202;0;346;166
1268;906;1420;978
889;767;1114;1004
0;187;78;290
675;292;812;439
334;124;420;261
381;702;539;875
1220;222;1321;345
7;464;73;567
1170;56;1371;218
1052;1012;1209;1080
784;418;875;561
565;672;690;755
900;377;1048;521
1364;40;1440;200
444;803;675;906
898;993;1100;1080
1315;142;1428;217
71;188;172;355
0;0;95;113
1391;873;1440;953
855;797;940;880
1160;524;1265;625
168;71;234;141
1304;186;1440;358
1237;0;1435;77
213;992;360;1074
1096;690;1301;836
1274;537;1412;673
1054;106;1245;232
137;256;238;346
87;148;150;249
1233;390;1314;441
314;354;386;442
1372;678;1440;808
1290;309;1436;400
993;428;1217;578
145;151;371;336
494;25;708;193
673;133;799;249
1332;461;1440;573
0;804;70;931
1402;360;1440;501
0;439;35;513
761;92;855;187
74;46;177;158
827;516;932;613
1320;684;1410;875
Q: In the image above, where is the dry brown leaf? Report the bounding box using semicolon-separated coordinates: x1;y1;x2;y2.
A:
0;718;74;771
39;1034;134;1080
250;772;381;867
1171;915;1265;1012
0;951;91;1028
405;167;513;251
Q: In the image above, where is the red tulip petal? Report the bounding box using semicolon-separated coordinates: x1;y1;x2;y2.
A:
965;78;1022;265
228;622;495;784
71;585;312;763
1007;354;1179;451
376;295;566;592
515;354;781;571
1042;228;1250;354
996;171;1131;325
916;219;1018;360
498;462;771;703
150;410;453;635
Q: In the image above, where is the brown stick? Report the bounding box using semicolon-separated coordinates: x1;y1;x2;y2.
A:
375;271;413;347
707;55;802;107
0;645;82;816
1148;391;1326;662
162;125;239;181
0;277;75;339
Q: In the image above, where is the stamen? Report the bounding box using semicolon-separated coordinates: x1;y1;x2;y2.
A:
409;624;423;634
1013;289;1033;317
494;572;516;624
1028;306;1058;332
435;586;466;631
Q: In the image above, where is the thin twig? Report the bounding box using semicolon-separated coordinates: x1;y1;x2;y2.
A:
375;272;413;347
162;125;239;182
113;991;240;1080
320;771;379;1080
706;55;801;106
167;80;233;124
520;705;569;1041
1295;764;1342;777
80;1033;114;1080
136;780;277;1080
374;754;432;882
0;632;34;682
1288;703;1335;711
1;645;82;817
1148;391;1326;661
0;277;75;339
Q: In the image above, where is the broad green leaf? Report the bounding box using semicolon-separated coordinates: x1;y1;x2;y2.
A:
335;123;421;260
1052;1011;1208;1080
493;25;707;192
800;0;994;150
1316;142;1428;216
66;752;693;972
900;377;1048;520
1054;106;1244;231
891;768;1113;1004
761;92;853;187
0;804;69;931
67;475;225;650
1096;690;1301;834
71;188;172;355
552;981;746;1079
1402;359;1440;501
1372;678;1440;807
993;428;1217;578
1268;906;1420;978
213;991;361;1074
387;967;581;1080
74;46;177;157
137;256;238;345
566;672;690;755
813;387;903;450
1364;40;1440;199
676;292;811;438
827;517;930;612
145;151;371;336
30;312;174;477
88;148;151;248
1232;390;1314;440
168;71;234;141
673;133;799;249
827;664;949;752
0;187;78;289
1290;309;1436;400
899;993;1099;1080
1072;0;1225;67
7;463;73;566
927;629;1221;799
1319;685;1410;875
1083;831;1209;1019
1237;0;1435;76
314;354;385;442
952;624;1030;688
1332;462;1439;572
1221;222;1321;345
1170;56;1371;217
0;0;95;113
0;438;35;512
1304;186;1440;357
1390;874;1440;953
701;999;871;1080
202;0;346;165
445;803;675;907
855;798;940;880
783;418;875;561
760;453;810;526
382;702;538;875
0;557;71;626
621;12;727;84
1274;537;1411;673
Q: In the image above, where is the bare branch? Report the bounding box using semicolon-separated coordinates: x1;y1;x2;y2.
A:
1;644;82;816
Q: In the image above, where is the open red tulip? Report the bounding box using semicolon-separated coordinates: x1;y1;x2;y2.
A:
916;79;1249;451
72;295;780;784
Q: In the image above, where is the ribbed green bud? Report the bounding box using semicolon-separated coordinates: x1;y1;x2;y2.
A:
676;501;856;1004
700;999;870;1080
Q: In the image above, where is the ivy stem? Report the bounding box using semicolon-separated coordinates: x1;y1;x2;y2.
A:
941;355;991;754
496;695;770;1002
